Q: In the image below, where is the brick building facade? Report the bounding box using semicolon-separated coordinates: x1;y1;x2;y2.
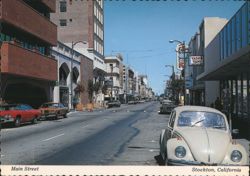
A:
0;0;57;108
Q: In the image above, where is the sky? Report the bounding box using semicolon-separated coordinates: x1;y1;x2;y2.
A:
104;1;245;95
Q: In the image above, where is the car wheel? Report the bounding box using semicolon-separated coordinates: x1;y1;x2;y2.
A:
164;153;168;165
159;152;168;166
14;117;21;127
54;113;59;120
32;116;38;124
63;113;67;118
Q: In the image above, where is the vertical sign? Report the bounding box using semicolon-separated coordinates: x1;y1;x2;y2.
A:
176;44;185;70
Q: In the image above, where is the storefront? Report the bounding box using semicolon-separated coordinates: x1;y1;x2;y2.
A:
220;72;250;140
198;2;250;140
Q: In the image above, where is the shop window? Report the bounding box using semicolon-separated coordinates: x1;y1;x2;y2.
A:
0;33;4;42
5;34;10;41
243;79;247;117
237;76;243;117
60;1;67;12
248;75;250;118
241;4;248;48
231;80;236;115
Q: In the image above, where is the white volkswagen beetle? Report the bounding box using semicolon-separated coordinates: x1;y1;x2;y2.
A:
159;106;249;166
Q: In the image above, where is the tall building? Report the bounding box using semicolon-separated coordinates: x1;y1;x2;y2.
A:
50;0;105;105
105;55;124;101
52;42;93;108
0;0;57;108
186;17;228;106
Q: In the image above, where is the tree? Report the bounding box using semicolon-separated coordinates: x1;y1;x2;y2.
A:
102;84;108;95
88;80;94;103
74;81;85;97
170;79;184;104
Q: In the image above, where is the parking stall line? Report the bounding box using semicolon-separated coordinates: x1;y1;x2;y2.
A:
42;133;65;142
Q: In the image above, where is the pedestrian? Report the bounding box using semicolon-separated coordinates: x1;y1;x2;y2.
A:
215;97;222;111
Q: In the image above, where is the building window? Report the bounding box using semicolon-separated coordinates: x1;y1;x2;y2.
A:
231;16;236;54
60;1;67;12
223;28;227;59
60;19;67;26
248;2;250;45
220;32;224;60
235;10;242;51
227;22;232;56
241;3;247;48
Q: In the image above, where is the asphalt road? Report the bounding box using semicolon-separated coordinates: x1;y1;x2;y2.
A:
1;101;169;165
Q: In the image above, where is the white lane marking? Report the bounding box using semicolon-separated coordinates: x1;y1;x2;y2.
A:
42;133;65;142
82;125;89;128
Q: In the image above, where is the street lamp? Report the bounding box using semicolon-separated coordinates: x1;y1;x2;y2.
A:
169;39;183;44
70;40;87;110
169;39;190;105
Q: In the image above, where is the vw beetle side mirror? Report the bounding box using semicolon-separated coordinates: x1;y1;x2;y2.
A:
232;129;239;139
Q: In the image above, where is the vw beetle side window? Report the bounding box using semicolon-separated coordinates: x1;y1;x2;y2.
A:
168;111;176;128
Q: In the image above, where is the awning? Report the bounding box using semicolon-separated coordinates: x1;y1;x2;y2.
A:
197;46;250;81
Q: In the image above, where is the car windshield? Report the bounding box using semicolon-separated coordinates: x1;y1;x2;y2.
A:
41;103;59;108
177;111;227;130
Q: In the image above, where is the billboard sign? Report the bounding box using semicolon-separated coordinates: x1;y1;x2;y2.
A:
189;56;204;65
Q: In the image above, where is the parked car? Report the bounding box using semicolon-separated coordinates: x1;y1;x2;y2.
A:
0;104;41;127
39;102;68;120
128;100;136;105
159;100;176;114
159;106;248;166
107;100;121;108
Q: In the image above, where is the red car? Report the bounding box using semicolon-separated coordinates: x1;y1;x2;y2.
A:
0;104;41;127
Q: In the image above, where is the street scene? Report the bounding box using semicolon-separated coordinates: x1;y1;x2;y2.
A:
0;0;250;168
1;101;167;165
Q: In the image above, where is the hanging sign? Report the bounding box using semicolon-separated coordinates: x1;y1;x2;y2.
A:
189;56;204;65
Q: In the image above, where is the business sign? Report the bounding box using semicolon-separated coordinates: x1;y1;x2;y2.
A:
189;56;204;65
176;44;185;70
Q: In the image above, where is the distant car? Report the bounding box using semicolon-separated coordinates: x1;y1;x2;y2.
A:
159;100;176;114
159;106;248;166
128;100;136;105
0;104;41;127
138;100;145;103
40;102;68;120
107;100;121;108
